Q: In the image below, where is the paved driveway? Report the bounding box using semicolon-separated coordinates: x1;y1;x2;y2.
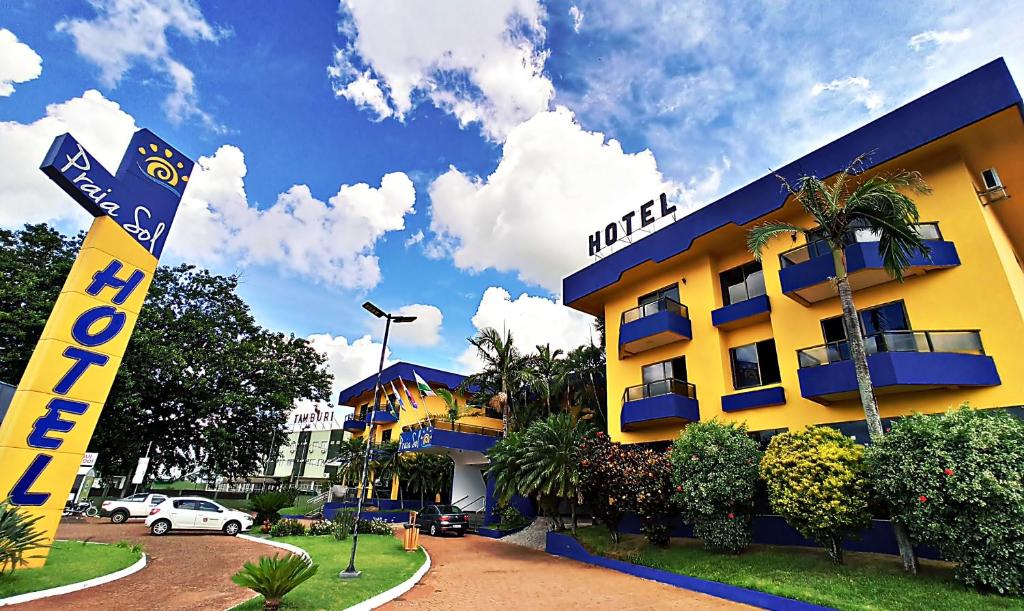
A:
12;518;269;610
384;533;749;610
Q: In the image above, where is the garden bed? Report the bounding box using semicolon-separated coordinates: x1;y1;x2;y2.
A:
231;534;426;610
568;526;1023;611
0;540;142;601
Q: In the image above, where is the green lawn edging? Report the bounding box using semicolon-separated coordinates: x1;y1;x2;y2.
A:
231;534;426;610
0;540;143;602
569;526;1024;611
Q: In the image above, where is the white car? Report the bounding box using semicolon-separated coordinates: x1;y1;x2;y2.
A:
102;493;169;524
145;496;254;536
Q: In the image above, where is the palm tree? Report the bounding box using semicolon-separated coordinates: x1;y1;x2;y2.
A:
436;387;481;429
563;343;608;430
462;327;531;433
372;441;407;508
231;553;318;611
485;431;527;506
526;344;565;415
519;413;592;534
747;153;930;574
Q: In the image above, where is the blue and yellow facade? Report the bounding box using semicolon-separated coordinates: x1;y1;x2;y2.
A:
564;59;1024;445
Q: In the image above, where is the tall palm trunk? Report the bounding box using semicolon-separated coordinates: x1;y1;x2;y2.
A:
833;250;918;574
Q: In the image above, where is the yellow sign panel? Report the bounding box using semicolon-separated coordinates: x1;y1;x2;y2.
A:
0;129;192;568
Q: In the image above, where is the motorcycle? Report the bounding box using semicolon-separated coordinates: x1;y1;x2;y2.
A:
62;499;99;518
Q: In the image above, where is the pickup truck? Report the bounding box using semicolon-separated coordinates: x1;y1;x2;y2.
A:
102;492;169;523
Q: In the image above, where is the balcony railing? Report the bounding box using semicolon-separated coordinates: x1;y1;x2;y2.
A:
623;377;697;403
797;330;985;368
779;223;943;268
621;297;689;324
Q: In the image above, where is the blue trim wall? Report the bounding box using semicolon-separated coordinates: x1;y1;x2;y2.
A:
338;361;467;405
779;240;959;295
398;426;500;454
721;386;786;412
546;532;833;610
621;393;700;431
563;59;1022;311
619;309;692;354
797;352;1001;400
711;295;771;329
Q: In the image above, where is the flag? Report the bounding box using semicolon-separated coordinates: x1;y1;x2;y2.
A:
399;377;419;410
378;383;397;413
413;370;436;398
390;381;406;411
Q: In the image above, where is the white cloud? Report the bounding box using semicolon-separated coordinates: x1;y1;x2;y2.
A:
367;304;444;347
404;229;424;248
306;333;392;402
56;0;223;128
428;106;677;292
328;0;553;141
0;90;137;230
908;28;972;52
569;6;584;33
0;29;43;97
0;89;415;290
811;76;884;112
457;286;596;372
175;149;416;289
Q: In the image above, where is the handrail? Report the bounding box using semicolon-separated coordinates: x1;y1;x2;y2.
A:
621;297;689;324
797;329;985;368
401;417;503;437
779;222;943;268
622;377;697;403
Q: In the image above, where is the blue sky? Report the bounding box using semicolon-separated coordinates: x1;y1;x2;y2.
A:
2;0;1022;402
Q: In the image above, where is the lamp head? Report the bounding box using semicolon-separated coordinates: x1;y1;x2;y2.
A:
362;301;385;318
392;315;418;323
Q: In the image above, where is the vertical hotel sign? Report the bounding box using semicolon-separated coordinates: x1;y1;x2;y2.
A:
0;129;193;568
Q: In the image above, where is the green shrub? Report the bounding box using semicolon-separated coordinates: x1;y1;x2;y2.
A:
761;426;872;564
495;505;529;531
670;421;761;554
306;520;333;536
249;491;293;524
269;519;306;538
866;407;1024;594
231;553;318;611
0;500;50;576
579;431;626;541
331;509;356;541
356;517;394;536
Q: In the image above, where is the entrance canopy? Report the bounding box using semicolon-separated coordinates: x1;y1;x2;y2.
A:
398;422;500;455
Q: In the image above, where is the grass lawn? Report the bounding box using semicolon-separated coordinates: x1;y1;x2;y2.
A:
232;535;425;610
576;526;1024;611
0;540;141;599
280;496;318;516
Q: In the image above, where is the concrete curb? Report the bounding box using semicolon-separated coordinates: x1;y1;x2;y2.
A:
0;543;147;607
344;546;431;611
236;534;311;560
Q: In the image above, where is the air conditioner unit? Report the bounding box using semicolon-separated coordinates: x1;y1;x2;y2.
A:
982;168;1003;191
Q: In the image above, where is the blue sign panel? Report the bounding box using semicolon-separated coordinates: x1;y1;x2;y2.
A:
40;129;194;258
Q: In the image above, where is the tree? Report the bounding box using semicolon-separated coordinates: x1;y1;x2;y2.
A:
0;225;333;483
519;413;592;533
671;421;761;554
525;343;565;415
563;343;607;431
747;154;930;572
761;427;873;565
486;431;527;506
462;327;532;432
435;387;481;428
578;431;626;542
867;407;1024;594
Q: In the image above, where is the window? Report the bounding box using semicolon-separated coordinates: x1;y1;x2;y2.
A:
642;357;687;384
381;429;393;443
196;500;220;512
639;284;680;308
150;495;167;506
719;262;766;306
124;494;146;502
173;499;198;510
821;301;910;342
729;339;782;389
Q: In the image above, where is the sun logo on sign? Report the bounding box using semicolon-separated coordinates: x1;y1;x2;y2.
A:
137;143;189;188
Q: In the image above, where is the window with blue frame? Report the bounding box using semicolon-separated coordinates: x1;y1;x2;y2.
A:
729;339;782;389
719;261;766;305
820;300;911;360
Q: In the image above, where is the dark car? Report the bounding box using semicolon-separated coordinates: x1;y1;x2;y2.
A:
418;504;469;536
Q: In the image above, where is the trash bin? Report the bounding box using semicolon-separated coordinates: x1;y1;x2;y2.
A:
402;523;420;551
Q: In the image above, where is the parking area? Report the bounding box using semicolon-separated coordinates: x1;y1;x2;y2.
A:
11;518;270;610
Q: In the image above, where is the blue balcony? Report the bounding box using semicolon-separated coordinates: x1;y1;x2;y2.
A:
342;415;366;432
619;298;692;357
711;294;771;329
721;386;786;412
778;223;959;304
398;420;501;455
621;379;700;431
366;410;398;424
796;330;1000;403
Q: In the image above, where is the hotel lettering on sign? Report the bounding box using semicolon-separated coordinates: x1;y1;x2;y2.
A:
0;129;193;568
588;193;677;256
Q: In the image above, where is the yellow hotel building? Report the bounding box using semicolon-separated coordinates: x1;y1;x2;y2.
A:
563;59;1024;445
339;362;502;510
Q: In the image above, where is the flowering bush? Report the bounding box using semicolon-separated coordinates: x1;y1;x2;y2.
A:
578;431;673;546
761;426;871;564
269;518;306;537
866;407;1024;594
307;520;333;536
670;421;760;554
356;517;394;536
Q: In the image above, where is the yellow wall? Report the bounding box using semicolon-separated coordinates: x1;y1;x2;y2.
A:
347;382;501;444
601;112;1024;444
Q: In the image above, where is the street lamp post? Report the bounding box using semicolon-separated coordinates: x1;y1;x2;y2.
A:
340;302;417;579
